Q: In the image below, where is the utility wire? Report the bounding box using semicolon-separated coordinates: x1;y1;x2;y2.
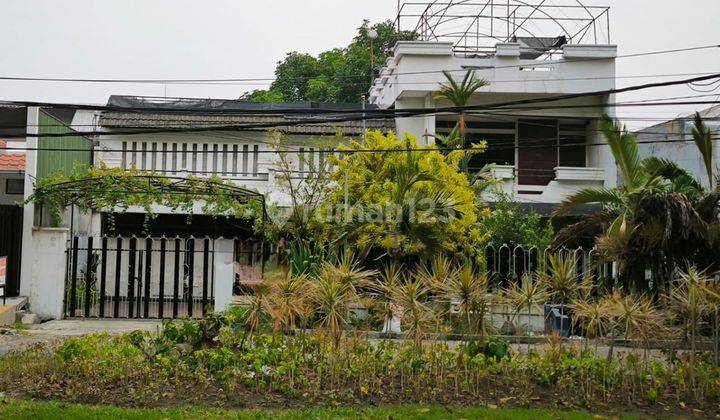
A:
5;134;720;155
4;92;717;130
3;99;718;139
1;72;719;118
0;44;716;85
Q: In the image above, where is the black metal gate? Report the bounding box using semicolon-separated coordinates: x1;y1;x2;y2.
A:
65;235;215;319
0;205;23;297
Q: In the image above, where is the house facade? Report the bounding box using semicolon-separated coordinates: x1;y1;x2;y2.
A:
18;100;393;320
371;1;618;207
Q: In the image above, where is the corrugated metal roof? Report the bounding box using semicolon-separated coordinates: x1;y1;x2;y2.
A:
99;112;395;135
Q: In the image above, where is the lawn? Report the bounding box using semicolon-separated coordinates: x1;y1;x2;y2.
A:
0;400;638;420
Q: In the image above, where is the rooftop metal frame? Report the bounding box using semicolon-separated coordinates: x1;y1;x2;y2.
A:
396;0;611;57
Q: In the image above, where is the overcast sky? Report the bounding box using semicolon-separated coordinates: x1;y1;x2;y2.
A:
1;0;719;129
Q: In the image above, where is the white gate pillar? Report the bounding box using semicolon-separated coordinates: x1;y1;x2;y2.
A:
213;238;235;312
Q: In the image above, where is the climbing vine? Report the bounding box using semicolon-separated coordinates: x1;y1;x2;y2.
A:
26;164;264;232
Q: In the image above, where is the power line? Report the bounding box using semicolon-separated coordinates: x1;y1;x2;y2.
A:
2;73;719;122
0;44;716;85
3;92;717;130
5;133;720;155
3;99;717;140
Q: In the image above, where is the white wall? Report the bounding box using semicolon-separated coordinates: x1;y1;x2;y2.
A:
25;228;68;319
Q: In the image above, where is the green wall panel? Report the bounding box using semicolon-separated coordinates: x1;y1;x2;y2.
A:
36;111;92;179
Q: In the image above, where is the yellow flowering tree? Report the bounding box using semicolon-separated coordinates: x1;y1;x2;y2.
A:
328;131;488;264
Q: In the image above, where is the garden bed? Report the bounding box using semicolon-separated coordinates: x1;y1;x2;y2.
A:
0;316;717;418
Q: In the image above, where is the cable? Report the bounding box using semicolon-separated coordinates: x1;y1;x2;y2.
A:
5;133;720;155
2;73;719;124
3;91;718;130
0;44;716;85
3;99;717;140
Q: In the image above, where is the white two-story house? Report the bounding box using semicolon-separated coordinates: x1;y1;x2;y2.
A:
371;1;618;208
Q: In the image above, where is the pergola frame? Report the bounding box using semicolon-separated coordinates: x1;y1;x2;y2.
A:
33;175;268;269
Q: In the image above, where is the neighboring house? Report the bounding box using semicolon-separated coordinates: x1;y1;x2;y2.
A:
635;105;720;188
0;139;25;298
0;141;25;205
370;1;618;208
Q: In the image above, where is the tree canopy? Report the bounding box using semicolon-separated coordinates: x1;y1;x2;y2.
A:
240;20;416;104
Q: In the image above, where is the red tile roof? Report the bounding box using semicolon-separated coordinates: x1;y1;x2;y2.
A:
0;140;25;171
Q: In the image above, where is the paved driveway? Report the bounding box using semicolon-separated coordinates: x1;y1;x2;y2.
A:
0;320;162;356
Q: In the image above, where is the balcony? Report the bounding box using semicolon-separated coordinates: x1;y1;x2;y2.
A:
486;166;606;204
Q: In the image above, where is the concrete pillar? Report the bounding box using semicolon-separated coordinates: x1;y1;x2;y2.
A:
19;107;39;299
213;238;235;312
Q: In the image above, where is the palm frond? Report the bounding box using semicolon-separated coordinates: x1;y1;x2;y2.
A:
554;187;623;216
642;156;703;191
600;115;642;188
691;112;714;188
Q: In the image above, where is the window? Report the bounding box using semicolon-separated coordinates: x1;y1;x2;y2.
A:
559;123;587;167
5;178;24;195
436;119;516;169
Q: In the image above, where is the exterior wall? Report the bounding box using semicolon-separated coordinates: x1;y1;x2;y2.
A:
636;115;720;189
371;42;617;107
20;107;39;301
90;127;338;210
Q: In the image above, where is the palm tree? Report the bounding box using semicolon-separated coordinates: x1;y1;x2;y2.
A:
433;70;489;142
691;112;714;189
555;114;717;294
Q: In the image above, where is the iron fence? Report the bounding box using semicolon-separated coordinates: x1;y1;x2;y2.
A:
484;244;615;287
65;235;216;319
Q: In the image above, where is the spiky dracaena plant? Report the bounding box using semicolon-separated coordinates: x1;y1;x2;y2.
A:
367;262;406;333
392;271;437;347
570;294;614;353
433;70;489;142
504;273;549;352
607;293;665;362
667;267;716;368
264;271;311;333
308;253;377;346
538;253;591;305
431;264;491;338
240;282;270;348
417;255;457;287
